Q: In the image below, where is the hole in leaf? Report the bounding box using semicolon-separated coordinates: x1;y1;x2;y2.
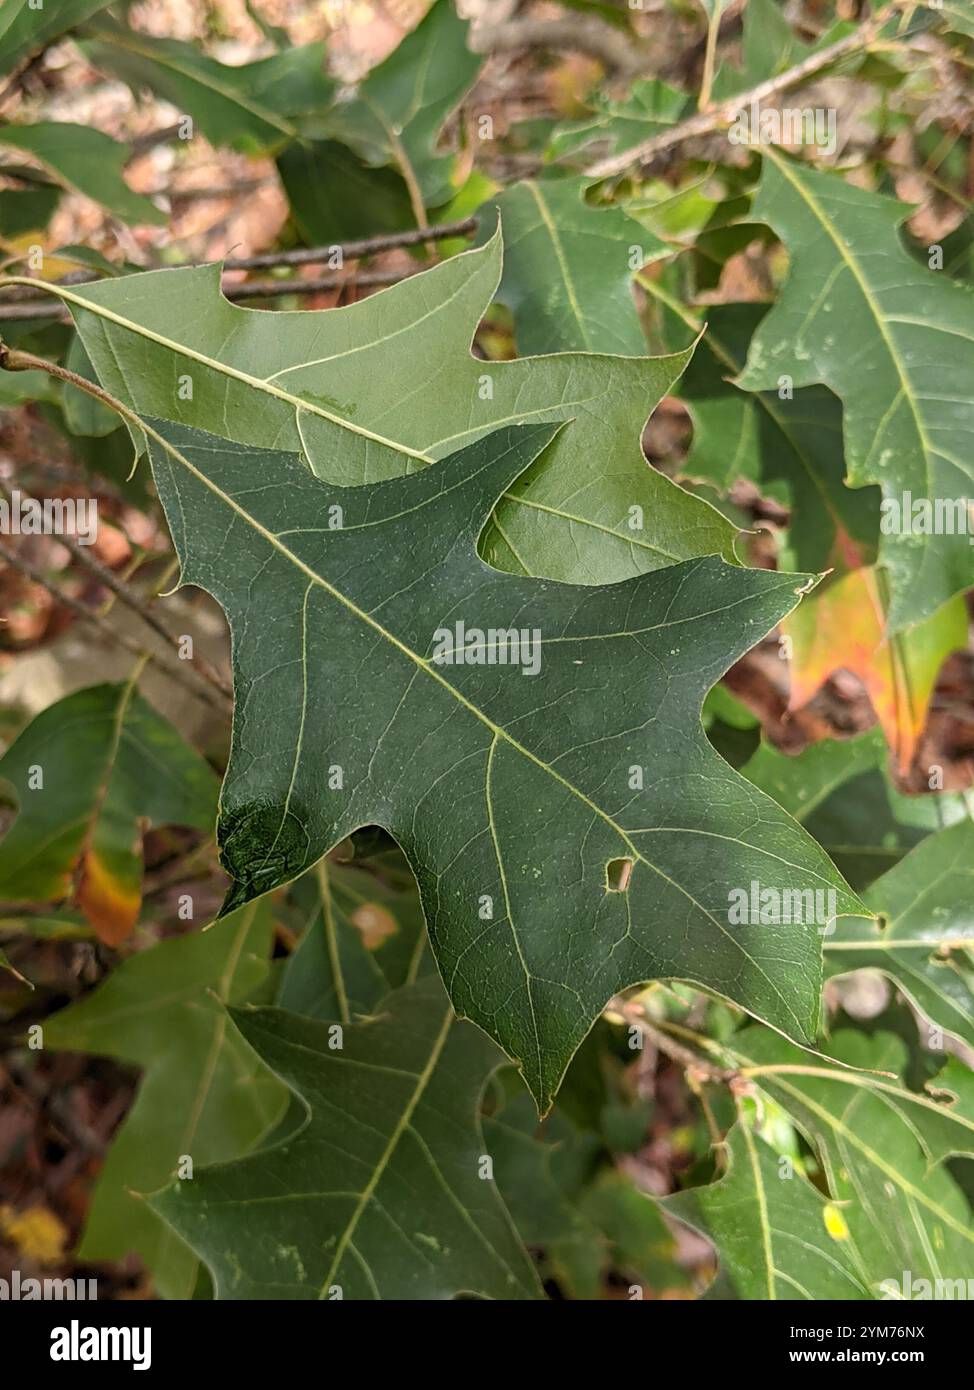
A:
606;857;633;893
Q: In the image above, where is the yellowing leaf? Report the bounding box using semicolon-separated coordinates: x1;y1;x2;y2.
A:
784;567;967;773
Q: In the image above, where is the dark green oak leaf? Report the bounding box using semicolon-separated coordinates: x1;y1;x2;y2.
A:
741;729;968;890
486;1094;689;1299
671;301;880;575
44;902;287;1299
151;976;541;1300
739;153;974;631
663;1111;869;1300
727;1028;974;1289
143;413;863;1109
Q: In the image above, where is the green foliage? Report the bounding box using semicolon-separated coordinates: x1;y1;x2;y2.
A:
141;413;862;1109
152;977;541;1300
0;123;165;225
1;0;973;1306
739;155;974;631
0;684;218;943
65;233;735;584
0;0;114;76
44;903;286;1298
487;177;665;354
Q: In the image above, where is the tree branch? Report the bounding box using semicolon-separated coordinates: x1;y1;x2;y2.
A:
0;482;232;700
585;1;908;179
0;218;478;320
471;12;648;76
0;537;227;710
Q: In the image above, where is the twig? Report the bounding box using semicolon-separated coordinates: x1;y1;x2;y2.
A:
223;267;421;299
470;12;648;75
0;483;231;700
0;538;227;710
0;268;423;322
0;217;478;319
169;177;272;202
585;1;908;178
126;122;185;158
608;995;737;1083
229;218;476;268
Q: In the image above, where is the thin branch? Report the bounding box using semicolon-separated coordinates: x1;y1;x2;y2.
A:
471;12;648;75
586;1;908;179
224;267;421;299
0;217;478;319
126;122;185;158
608;995;737;1083
0;482;232;700
0;536;224;709
230;217;476;268
0;268;424;322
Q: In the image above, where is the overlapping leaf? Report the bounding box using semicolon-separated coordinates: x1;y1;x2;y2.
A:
44;903;287;1299
485;177;666;355
63;228;736;586
724;1029;974;1291
742;729;968;889
278;849;430;1022
294;0;480;211
672;302;879;575
547;78;687;166
739;154;974;631
0;123;164;226
664;1112;869;1299
0;0;113;76
152;977;541;1300
828;821;974;1050
486;1093;689;1298
81;18;334;156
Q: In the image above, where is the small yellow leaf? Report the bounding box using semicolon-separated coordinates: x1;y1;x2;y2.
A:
823;1203;850;1241
0;1203;68;1264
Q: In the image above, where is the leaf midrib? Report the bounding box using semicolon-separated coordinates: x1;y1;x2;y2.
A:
525;180;591;349
319;1003;454;1295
